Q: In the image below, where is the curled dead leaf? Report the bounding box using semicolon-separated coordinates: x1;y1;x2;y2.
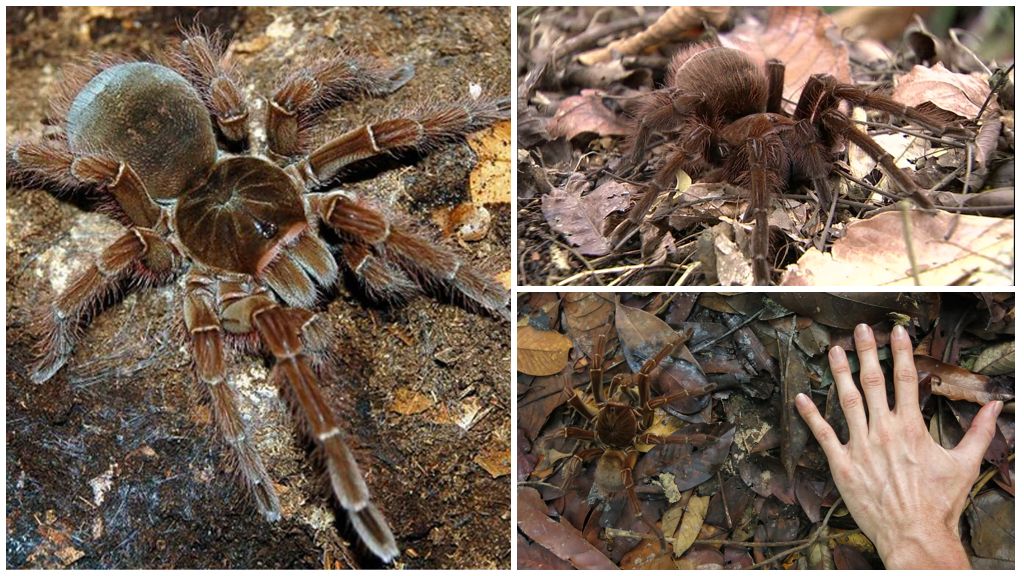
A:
517;325;574;376
547;90;631;140
541;175;634;256
915;355;1014;405
892;63;991;120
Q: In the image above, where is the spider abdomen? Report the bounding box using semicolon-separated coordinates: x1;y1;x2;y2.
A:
175;156;307;274
671;45;768;119
66;62;218;201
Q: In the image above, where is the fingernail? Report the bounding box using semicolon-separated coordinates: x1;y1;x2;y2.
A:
993;401;1004;415
795;393;809;406
855;323;871;339
892;324;907;340
829;346;844;361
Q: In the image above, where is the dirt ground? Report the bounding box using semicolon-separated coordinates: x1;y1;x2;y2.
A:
6;7;511;569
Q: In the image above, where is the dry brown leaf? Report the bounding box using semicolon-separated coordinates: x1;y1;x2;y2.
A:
541;176;634;256
578;7;731;65
781;210;1013;286
546;89;631;140
916;355;1014;405
721;7;852;106
892;64;991;120
672;495;710;556
466;119;511;204
517;325;573;376
473;444;510;479
517;487;618;570
389;388;433;415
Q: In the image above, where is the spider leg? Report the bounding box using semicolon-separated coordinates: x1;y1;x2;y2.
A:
267;52;415;159
312;192;510;319
746;136;774;285
246;296;398;562
765;59;785;114
30;228;178;383
8;140;162;228
563;375;598;419
293;99;509;188
184;276;281;521
173;30;250;146
647;382;718;409
261;232;337;309
620;452;666;551
590;334;607;404
544;426;598;442
559;446;603;493
821;109;935;209
340;242;419;302
636;432;714;445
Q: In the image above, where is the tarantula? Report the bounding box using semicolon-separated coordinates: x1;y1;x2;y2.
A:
611;43;963;285
7;29;509;562
548;334;715;547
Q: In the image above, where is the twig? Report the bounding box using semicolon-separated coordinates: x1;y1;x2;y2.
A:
690;308;765;354
747;497;844;569
554;263;651;285
899;201;922;286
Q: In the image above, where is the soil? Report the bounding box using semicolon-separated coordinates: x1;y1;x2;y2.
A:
6;7;511;569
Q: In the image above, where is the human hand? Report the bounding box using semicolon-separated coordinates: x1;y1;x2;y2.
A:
795;323;1001;569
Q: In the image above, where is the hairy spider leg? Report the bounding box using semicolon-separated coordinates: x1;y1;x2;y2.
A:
313;192;510;319
635;336;686;424
29;228;177;383
184;275;281;521
246;295;399;562
173;29;250;146
620;450;666;551
746;136;774;285
294;99;510;187
563;373;599;419
590;334;607;403
765;59;785;114
636;432;715;445
261;231;338;308
267;51;415;158
559;447;603;493
339;242;419;302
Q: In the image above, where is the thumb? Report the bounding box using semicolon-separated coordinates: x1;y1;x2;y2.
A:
954;400;1002;465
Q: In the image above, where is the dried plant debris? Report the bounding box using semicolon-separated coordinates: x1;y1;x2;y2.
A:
517;6;1014;286
516;292;1014;569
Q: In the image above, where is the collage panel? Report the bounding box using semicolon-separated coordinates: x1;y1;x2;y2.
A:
7;6;510;569
516;291;1014;569
516;7;1013;286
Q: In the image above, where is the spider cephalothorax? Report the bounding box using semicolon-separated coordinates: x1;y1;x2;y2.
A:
548;334;716;548
612;43;964;285
8;28;510;562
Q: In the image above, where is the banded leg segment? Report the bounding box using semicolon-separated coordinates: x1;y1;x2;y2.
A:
9;140;161;228
297;99;510;187
174;31;250;144
250;301;398;562
314;192;510;318
31;228;175;383
184;277;281;520
268;53;415;158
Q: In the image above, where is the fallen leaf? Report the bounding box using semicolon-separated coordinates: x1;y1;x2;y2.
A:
770;293;925;330
892;63;991;120
778;318;812;482
518;533;574;569
672;495;710;556
561;292;617;356
390;387;433;415
466;119;512;204
721;7;852;106
967;489;1014;562
915;355;1014;405
547;89;631;140
474;444;510;478
517;325;573;376
577;7;731;65
541;175;633;256
781;210;1014;286
517;487;619;569
972;341;1014;376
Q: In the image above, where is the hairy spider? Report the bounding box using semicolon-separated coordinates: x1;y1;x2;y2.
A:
547;334;715;547
7;28;509;562
611;43;963;285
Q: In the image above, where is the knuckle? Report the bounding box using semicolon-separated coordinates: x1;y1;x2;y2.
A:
840;392;862;411
894;367;918;384
859;370;885;390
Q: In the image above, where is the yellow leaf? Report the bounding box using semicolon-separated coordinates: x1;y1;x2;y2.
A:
671;494;709;557
467;120;511;205
517;325;573;376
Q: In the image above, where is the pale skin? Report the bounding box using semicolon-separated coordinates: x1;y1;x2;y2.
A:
795;323;1002;569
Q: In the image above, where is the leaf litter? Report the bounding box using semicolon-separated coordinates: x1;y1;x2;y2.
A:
517;6;1014;286
517;291;1014;569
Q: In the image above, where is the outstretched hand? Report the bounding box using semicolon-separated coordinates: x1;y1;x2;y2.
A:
795;323;1001;569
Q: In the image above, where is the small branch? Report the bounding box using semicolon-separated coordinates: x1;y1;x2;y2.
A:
747;497;844;569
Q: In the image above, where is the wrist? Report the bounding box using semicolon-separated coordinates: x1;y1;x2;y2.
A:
879;528;969;569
